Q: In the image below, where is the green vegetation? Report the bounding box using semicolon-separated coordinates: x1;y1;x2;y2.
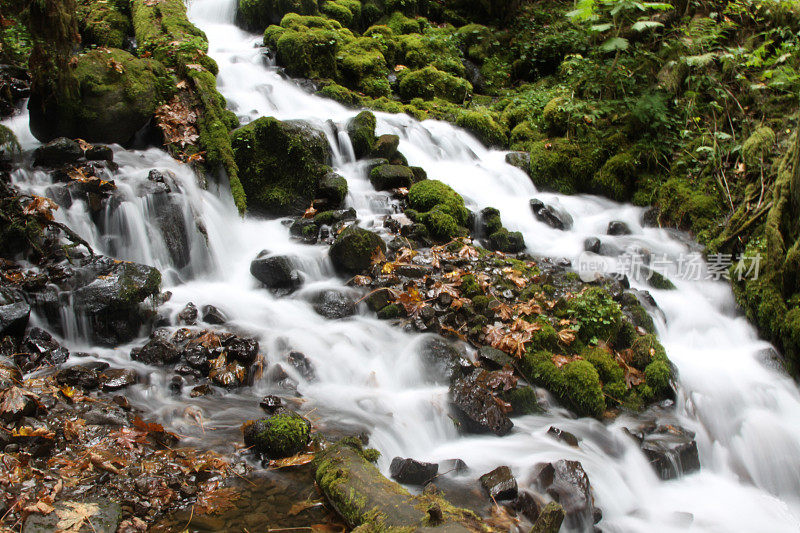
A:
408;180;469;241
243;412;310;457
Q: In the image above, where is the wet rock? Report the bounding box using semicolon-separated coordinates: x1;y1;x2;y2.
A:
85;144;114;162
287;351;315;381
152;194;191;269
190;384;212;397
56;364;105;390
583;237;601;254
450;369;513;436
641;206;660;227
511;490;544;522
84;407;127;426
208;354;248;388
131;338;181;365
242;410;311;458
17;327;69;372
371;134;400;160
369;164;415;191
530;199;573;230
177;302;198;325
0;301;30;338
505;151;530;171
33;137;82;166
329;226;386;275
169;375;183;394
223;335;259;366
531;501;565;533
201;304;226;325
260;395;283;412
607;220;632;235
390;457;438;485
531;460;597;528
312;289;356;319
633;424;700;480
439;458;469;475
547;426;579;447
366;287;393;312
23;498;121;533
420;337;471;384
98;368;138;391
316;171;348;208
479;465;518;500
347;110;377;159
477;345;514;369
250;252;303;290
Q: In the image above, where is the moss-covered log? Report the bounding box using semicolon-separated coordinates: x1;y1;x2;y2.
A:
315;441;488;531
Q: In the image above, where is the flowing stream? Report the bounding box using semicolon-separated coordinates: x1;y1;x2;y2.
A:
5;0;800;530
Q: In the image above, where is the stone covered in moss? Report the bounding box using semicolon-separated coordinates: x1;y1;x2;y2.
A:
521;351;605;418
565;287;623;344
397;65;471;103
742;126;776;168
28;49;171;144
527;139;602;195
542;96;569;136
76;0;132;49
231;116;332;215
329;225;386;274
264;15;349;79
456;110;508;147
238;0;319;30
408;179;469;241
346;110;377;158
242;411;310;458
479;207;525;253
370;164;416;190
593;152;637;201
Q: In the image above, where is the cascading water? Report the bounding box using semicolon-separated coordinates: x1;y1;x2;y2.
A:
4;0;800;529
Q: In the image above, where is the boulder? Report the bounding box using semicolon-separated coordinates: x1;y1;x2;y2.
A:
28;49;170;144
531;502;565;533
131;338;181;365
531;460;597;528
236;0;318;30
390;457;438;485
371;134;400;160
231;116;332;215
479;465;518;500
583;237;601;254
626;423;700;480
16;328;69;372
369;164;416;191
201;304;227;324
33;137;82;166
56;364;104;390
0;301;30;339
607;220;632;236
505;151;530;171
530;199;573;230
85;144;114;162
450;369;513;436
546;426;579;447
312;289;356;319
287;351;315;381
329;226;385;274
250;252;303;290
151;193;191;269
420;337;471;384
346;110;377;159
177;302;198;325
242;410;311;458
316;171;348;207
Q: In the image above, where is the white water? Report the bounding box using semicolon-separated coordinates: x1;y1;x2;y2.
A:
5;0;800;530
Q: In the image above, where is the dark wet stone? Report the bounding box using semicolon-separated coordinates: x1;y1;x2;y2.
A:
505;151;530;171
16;327;69;372
607;220;632;235
85;144;113;162
450;369;513;436
312;289;356;319
287;351;315;381
208;356;248;388
260;395;283;412
0;301;30;339
33;137;82;166
371;134;400;160
477;346;514;369
396;264;431;278
23;498;121;533
641;206;660;227
152;194;192;269
479;465;518;500
250;252;303;290
390;457;438;485
583;237;601;254
84;407;127;426
201;304;226;325
177;302;198;325
190;383;213;397
98;368;138;391
439;458;469;475
169;375;183;394
223;335;259;366
0;386;37;422
512;490;544;522
420;337;471;385
131;338;181;365
366;288;393;312
532;460;597;528
639;425;700;480
56;364;106;390
530;199;573;230
547;426;579;447
532;501;565;533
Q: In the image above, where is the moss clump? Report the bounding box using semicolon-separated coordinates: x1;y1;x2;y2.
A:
459;274;483;298
742;126;776;168
480;207;524;252
377;303;402;319
370;164;416;190
527;139;603;195
566;287;623;344
645;359;672;398
630;333;667;370
329;225;386;274
243;412;311;458
456;110;508;147
520;351;605;418
76;0;132;49
542;96;569;136
502;386;541;415
338;37;388;89
347;110;377;158
321;0;361;28
231;116;331;215
593;152;637;201
385;11;421;34
264;16;350;79
397;66;471;103
656;177;722;237
238;0;319;30
28;48;171;144
408;180;469;241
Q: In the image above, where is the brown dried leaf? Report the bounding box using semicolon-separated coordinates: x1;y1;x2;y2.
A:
269;452;315;468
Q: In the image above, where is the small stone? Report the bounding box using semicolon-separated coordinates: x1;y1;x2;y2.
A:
547;426;580;447
201;304;226;324
479;465;518;500
390;457;438;485
85;145;114;162
607;220;632;235
98;368;138;391
177;302;198;325
259;395;283;412
190;384;213;397
287;351;315;381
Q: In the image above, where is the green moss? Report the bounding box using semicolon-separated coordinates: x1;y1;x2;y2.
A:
459;274;483;298
245;413;310;458
645;359;671;398
329;225;387;274
593;152;637;202
520;351;605;418
527;139;603;195
456;110;508;147
231;116;330;215
408;180;468;225
377;303;402;319
338;37;387;86
421;206;463;241
397;65;471;103
370;164;415;190
455;23;494;62
502;386;541;415
630;333;667;370
385;11;420;34
656;176;722;236
238;0;319;30
322;0;361;28
76;0;132;49
542;96;568;136
318;81;362;105
742;126;776;168
566;287;623;344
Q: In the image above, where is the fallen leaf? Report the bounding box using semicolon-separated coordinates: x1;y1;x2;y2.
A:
269;452;315;469
55;501;100;533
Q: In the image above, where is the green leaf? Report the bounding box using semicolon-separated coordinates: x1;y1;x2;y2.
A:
591;22;613;32
631;20;663;31
600;37;629;52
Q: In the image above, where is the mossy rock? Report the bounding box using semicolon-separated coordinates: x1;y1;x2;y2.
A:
231;116;332;215
28;49;171;144
408;179;469;242
397;65;471;103
520;351;605;418
346;110;377;158
321;0;362;28
266;24;344;79
242;412;311;458
480;207;525;253
527;139;603;195
329;225;386;274
384;11;420;34
370;164;416;190
317;171;349;206
337;37;388;87
593;152;637;201
77;0;132;49
742;126;776;169
630;333;667;371
456;110;508;148
371;134;400;159
238;0;319;30
542;96;569;136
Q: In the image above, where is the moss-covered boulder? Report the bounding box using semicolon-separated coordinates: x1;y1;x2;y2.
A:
231;116;332;215
369;164;415;190
542;96;569;136
264;15;349;79
238;0;319;30
329;225;386;274
242;411;311;458
28;49;171;144
593;152;637;201
346;110;377;158
397;65;471;103
76;0;132;49
527;139;602;195
456;110;508;147
479;207;525;253
407;179;469;241
742;126;776;169
521;350;605;418
317;171;349;206
565;287;623;344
